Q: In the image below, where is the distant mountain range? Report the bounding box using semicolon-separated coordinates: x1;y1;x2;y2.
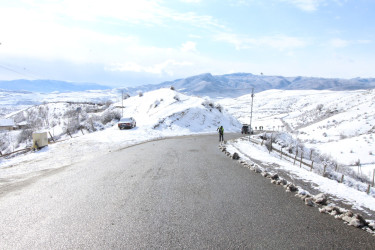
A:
0;79;110;93
123;73;375;98
1;73;375;97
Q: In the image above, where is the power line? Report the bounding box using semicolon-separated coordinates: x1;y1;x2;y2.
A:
0;63;40;79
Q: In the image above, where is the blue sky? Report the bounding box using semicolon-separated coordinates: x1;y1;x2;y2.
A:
0;0;374;87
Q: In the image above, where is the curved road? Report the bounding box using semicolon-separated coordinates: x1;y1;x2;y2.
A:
0;134;374;249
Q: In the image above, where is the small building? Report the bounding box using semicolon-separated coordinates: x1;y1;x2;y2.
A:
0;119;16;131
16;121;29;130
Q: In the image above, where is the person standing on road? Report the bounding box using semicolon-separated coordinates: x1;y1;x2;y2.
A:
217;126;224;142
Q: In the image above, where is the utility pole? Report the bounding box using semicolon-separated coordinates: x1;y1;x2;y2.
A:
121;90;124;118
249;88;254;140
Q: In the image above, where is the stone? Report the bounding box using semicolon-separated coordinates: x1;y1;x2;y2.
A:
344;211;354;217
353;214;368;226
280;179;287;186
261;172;270;178
232;152;240;160
313;193;328;205
305;197;314;207
349;218;365;228
342;215;353;224
286;184;298;192
270;173;279;180
300;194;311;201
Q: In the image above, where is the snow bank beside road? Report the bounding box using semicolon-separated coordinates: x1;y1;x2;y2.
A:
225;137;375;216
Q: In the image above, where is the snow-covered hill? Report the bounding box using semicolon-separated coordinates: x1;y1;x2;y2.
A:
2;72;374;104
0;89;120;117
219;89;375;178
0;88;241;155
0;79;110;93
123;73;375;98
118;88;240;133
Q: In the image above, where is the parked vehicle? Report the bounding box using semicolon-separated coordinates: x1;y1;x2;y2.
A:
118;117;136;129
241;124;253;134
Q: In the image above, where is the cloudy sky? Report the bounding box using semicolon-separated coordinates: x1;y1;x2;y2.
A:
0;0;374;87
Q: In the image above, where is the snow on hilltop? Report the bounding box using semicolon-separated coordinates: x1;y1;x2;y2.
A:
0;88;241;183
118;88;240;134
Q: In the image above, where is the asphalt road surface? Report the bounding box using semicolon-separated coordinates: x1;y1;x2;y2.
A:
0;134;374;249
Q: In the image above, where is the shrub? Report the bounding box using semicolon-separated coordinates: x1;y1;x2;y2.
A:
170;86;175;90
101;110;121;125
138;91;143;97
174;95;180;101
215;104;223;113
103;100;113;108
202;100;214;109
340;133;347;139
316;104;324;111
17;129;33;145
154;100;160;108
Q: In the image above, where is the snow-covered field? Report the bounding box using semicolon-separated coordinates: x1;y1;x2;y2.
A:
218;89;375;180
0;88;241;183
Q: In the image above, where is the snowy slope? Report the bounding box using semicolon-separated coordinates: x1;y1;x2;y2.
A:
0;88;241;180
219;89;375;178
118;88;240;133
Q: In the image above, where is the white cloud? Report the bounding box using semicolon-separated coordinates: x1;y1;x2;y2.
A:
357;40;371;44
19;0;223;29
329;38;349;48
181;41;197;53
328;38;372;49
280;0;326;11
179;0;202;3
107;60;193;75
215;33;308;51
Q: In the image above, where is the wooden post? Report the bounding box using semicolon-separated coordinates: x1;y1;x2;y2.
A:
270;134;273;153
310;161;314;171
335;163;338;172
80;128;84;135
294;150;298;165
323;164;327;176
67;129;72;138
261;138;264;146
48;132;55;143
367;184;371;195
299;152;303;168
372;169;375;187
0;151;2;156
280;148;283;159
310;150;313;160
341;174;344;183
